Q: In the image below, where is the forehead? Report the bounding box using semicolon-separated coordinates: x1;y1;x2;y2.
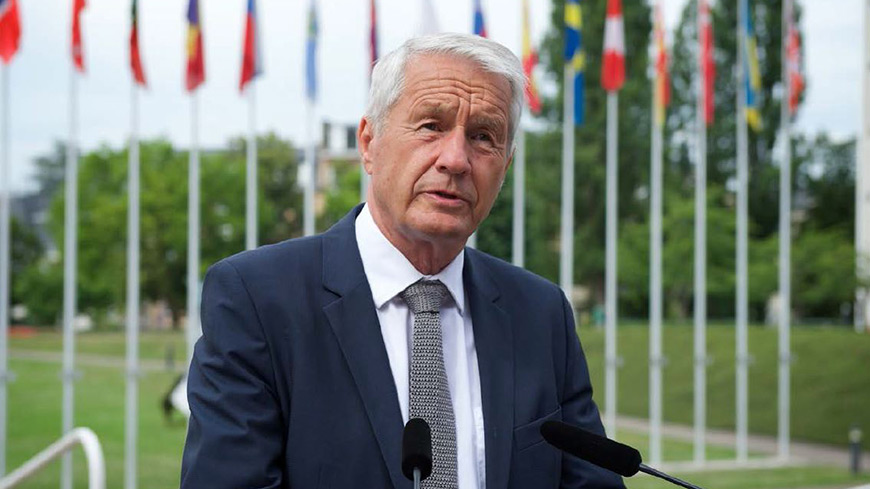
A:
398;53;512;114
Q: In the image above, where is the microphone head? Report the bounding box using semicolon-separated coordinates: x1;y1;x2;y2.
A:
402;418;433;481
540;421;642;477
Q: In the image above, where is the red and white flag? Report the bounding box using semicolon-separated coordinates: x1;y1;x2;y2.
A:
0;0;21;64
72;0;86;72
601;0;625;92
785;0;804;116
699;0;714;125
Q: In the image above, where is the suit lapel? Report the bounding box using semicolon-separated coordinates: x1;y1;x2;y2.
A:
321;206;407;489
465;250;514;489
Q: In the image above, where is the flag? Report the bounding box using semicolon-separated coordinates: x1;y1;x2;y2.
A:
72;0;86;72
653;2;669;126
473;0;487;38
601;0;625;92
129;0;146;86
306;0;317;102
186;0;204;92
369;0;377;79
699;0;714;125
239;0;263;92
0;0;21;64
786;0;804;116
564;0;584;125
742;0;761;131
521;0;541;114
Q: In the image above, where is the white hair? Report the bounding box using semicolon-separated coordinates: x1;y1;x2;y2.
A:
366;33;526;149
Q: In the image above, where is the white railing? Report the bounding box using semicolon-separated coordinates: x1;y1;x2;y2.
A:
0;427;105;489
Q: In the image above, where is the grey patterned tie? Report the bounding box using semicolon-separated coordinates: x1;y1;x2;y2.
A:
400;279;458;489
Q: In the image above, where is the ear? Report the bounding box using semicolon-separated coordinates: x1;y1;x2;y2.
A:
357;116;375;175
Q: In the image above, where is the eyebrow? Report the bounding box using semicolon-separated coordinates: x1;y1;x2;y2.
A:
468;115;508;140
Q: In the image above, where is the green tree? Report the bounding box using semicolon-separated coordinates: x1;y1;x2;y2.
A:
19;135;302;328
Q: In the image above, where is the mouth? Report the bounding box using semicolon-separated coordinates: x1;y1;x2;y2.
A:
423;189;468;205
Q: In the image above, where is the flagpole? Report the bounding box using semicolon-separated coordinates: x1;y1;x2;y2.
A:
61;61;79;489
560;65;575;304
0;62;10;479
861;0;870;334
124;80;141;489
859;0;870;333
693;0;708;465
512;127;526;267
304;97;315;236
246;84;257;250
187;92;200;364
603;91;619;438
777;0;794;460
649;64;664;467
736;0;750;464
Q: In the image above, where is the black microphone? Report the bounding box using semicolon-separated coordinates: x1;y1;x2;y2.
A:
541;421;707;489
402;418;433;487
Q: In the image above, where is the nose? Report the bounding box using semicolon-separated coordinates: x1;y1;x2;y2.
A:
435;127;472;175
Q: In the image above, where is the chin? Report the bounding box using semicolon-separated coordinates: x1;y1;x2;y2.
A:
407;216;472;243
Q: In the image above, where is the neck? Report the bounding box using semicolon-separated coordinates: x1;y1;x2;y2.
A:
367;204;465;275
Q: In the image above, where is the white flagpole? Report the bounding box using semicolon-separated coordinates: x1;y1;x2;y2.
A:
0;62;10;479
124;80;141;489
649;61;664;467
246;84;257;250
187;93;201;364
61;62;79;489
693;0;708;465
304;97;315;237
735;0;750;464
859;0;870;333
560;66;575;303
777;0;794;461
604;91;619;437
512;127;526;267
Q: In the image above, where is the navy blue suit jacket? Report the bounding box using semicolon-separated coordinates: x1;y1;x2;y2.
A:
181;205;624;489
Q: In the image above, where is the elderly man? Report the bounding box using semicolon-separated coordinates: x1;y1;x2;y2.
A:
181;34;623;489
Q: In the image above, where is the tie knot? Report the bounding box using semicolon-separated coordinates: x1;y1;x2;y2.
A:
399;280;450;314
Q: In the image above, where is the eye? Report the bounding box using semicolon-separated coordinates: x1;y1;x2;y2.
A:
419;122;440;132
471;132;493;143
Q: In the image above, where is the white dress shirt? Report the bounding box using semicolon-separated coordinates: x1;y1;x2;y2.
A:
355;204;486;489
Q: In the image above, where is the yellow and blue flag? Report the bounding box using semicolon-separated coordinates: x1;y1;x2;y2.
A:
742;0;761;131
564;0;584;125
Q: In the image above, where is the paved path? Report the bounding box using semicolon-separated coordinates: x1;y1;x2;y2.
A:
617;415;870;471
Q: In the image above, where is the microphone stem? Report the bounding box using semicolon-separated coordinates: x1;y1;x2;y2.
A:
639;463;706;489
413;468;421;489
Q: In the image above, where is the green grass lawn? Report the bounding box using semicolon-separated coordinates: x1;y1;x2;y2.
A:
6;327;870;489
9;357;186;489
10;330;187;365
578;322;870;448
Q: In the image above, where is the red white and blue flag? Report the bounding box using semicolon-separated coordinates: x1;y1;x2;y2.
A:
239;0;263;92
186;0;204;92
600;0;625;92
473;0;487;38
0;0;20;64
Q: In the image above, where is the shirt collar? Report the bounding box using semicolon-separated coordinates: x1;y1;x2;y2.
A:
355;204;466;314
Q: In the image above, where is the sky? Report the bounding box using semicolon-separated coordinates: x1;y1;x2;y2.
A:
2;0;864;193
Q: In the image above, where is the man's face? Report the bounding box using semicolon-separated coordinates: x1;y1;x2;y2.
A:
360;54;513;247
